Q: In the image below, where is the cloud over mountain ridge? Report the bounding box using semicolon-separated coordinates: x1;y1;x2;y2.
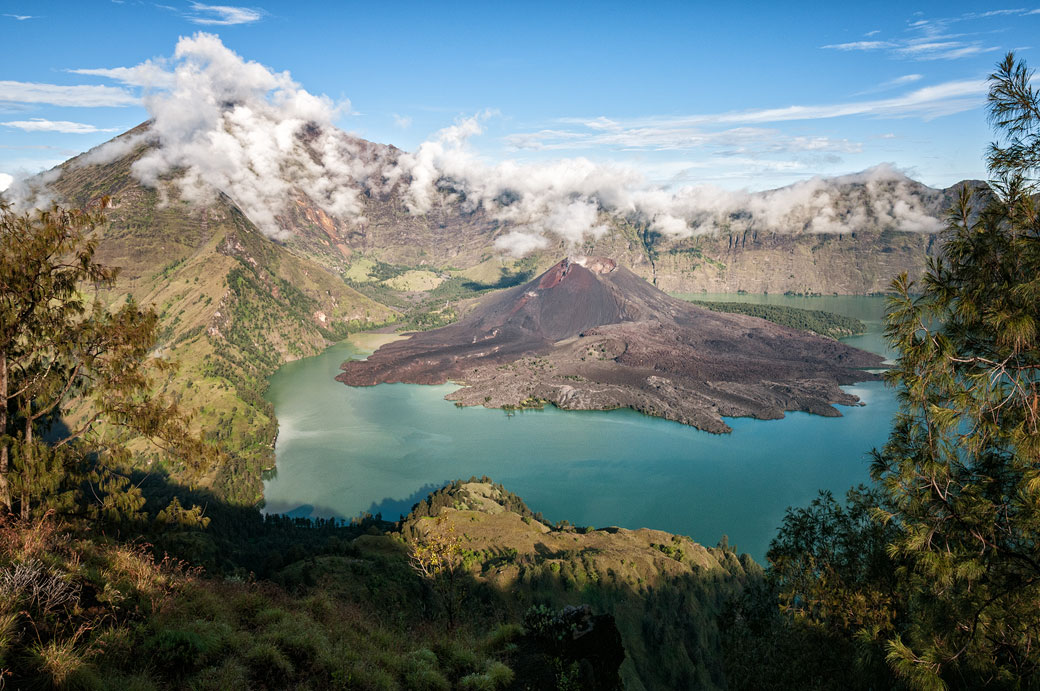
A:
14;34;946;254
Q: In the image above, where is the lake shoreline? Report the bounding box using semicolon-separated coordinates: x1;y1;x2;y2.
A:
263;294;896;562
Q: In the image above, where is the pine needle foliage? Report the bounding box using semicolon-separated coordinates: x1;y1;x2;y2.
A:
0;200;219;525
872;52;1040;687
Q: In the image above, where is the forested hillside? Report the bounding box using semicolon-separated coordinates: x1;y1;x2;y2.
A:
49;136;394;505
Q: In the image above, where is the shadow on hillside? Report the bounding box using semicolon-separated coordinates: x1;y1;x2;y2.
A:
363;481;453;521
125;468;396;577
99;468;761;689
258;498;350;521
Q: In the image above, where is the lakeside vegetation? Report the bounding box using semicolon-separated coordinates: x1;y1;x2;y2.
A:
684;300;866;339
346;257;539;332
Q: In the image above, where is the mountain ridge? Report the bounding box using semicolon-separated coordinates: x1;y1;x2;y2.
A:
2;122;966;497
11;122;972;297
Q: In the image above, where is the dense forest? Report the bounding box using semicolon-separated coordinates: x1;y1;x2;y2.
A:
685;300;865;340
0;52;1036;689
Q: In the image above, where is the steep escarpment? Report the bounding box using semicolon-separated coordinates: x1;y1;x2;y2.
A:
338;257;882;432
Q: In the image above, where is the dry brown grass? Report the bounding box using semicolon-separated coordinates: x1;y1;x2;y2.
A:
32;622;98;687
0;511;61;563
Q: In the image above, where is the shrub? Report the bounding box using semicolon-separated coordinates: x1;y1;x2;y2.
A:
484;622;523;652
144;629;208;675
244;641;294;683
458;672;495;691
485;661;515;686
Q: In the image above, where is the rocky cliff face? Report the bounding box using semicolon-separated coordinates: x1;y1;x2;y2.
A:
281;176;957;297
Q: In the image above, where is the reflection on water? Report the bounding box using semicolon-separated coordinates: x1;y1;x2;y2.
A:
263;296;895;561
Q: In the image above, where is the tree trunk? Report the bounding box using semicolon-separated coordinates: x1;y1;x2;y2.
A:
20;411;30;521
0;354;9;514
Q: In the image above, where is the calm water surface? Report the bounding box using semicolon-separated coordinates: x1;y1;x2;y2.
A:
263;295;897;561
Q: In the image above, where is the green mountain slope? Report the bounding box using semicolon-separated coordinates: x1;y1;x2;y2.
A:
49;131;394;504
401;480;756;690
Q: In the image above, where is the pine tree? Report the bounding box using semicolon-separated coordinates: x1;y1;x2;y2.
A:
0;200;218;521
875;52;1040;686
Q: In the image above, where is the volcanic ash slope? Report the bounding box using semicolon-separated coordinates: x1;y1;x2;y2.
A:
337;257;883;433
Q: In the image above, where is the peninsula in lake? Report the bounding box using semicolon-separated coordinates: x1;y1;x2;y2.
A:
337;257;883;433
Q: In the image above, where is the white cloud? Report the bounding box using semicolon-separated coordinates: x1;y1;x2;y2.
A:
893;41;999;61
508;123;862;155
688;79;986;124
44;34;945;255
494;230;549;256
83;32;374;239
0;80;138;107
854;73;924;96
1;118;119;134
185;2;263;25
824;9;1034;61
521;78;986;161
393;113;412;129
889;73;923;86
3;13;37;20
68;60;176;88
0;173;12;192
2;168;61;209
822;40;894;51
975;9;1035;19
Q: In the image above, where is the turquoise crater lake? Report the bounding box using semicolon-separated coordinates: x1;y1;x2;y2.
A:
262;294;897;561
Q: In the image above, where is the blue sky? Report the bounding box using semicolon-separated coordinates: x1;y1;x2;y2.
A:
1;1;1036;192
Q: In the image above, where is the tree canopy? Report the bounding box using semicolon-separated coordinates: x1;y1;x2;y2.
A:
0;199;217;524
873;51;1040;687
734;52;1040;691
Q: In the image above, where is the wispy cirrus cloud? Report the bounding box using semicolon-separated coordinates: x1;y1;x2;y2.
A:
184;2;264;25
67;60;176;88
507;123;862;156
822;9;1037;61
697;79;986;123
3;13;37;20
884;73;923;86
528;77;985;137
894;41;999;61
0;118;119;134
854;73;923;96
0;80;138;107
824;36;999;61
822;40;894;52
505;77;983;172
